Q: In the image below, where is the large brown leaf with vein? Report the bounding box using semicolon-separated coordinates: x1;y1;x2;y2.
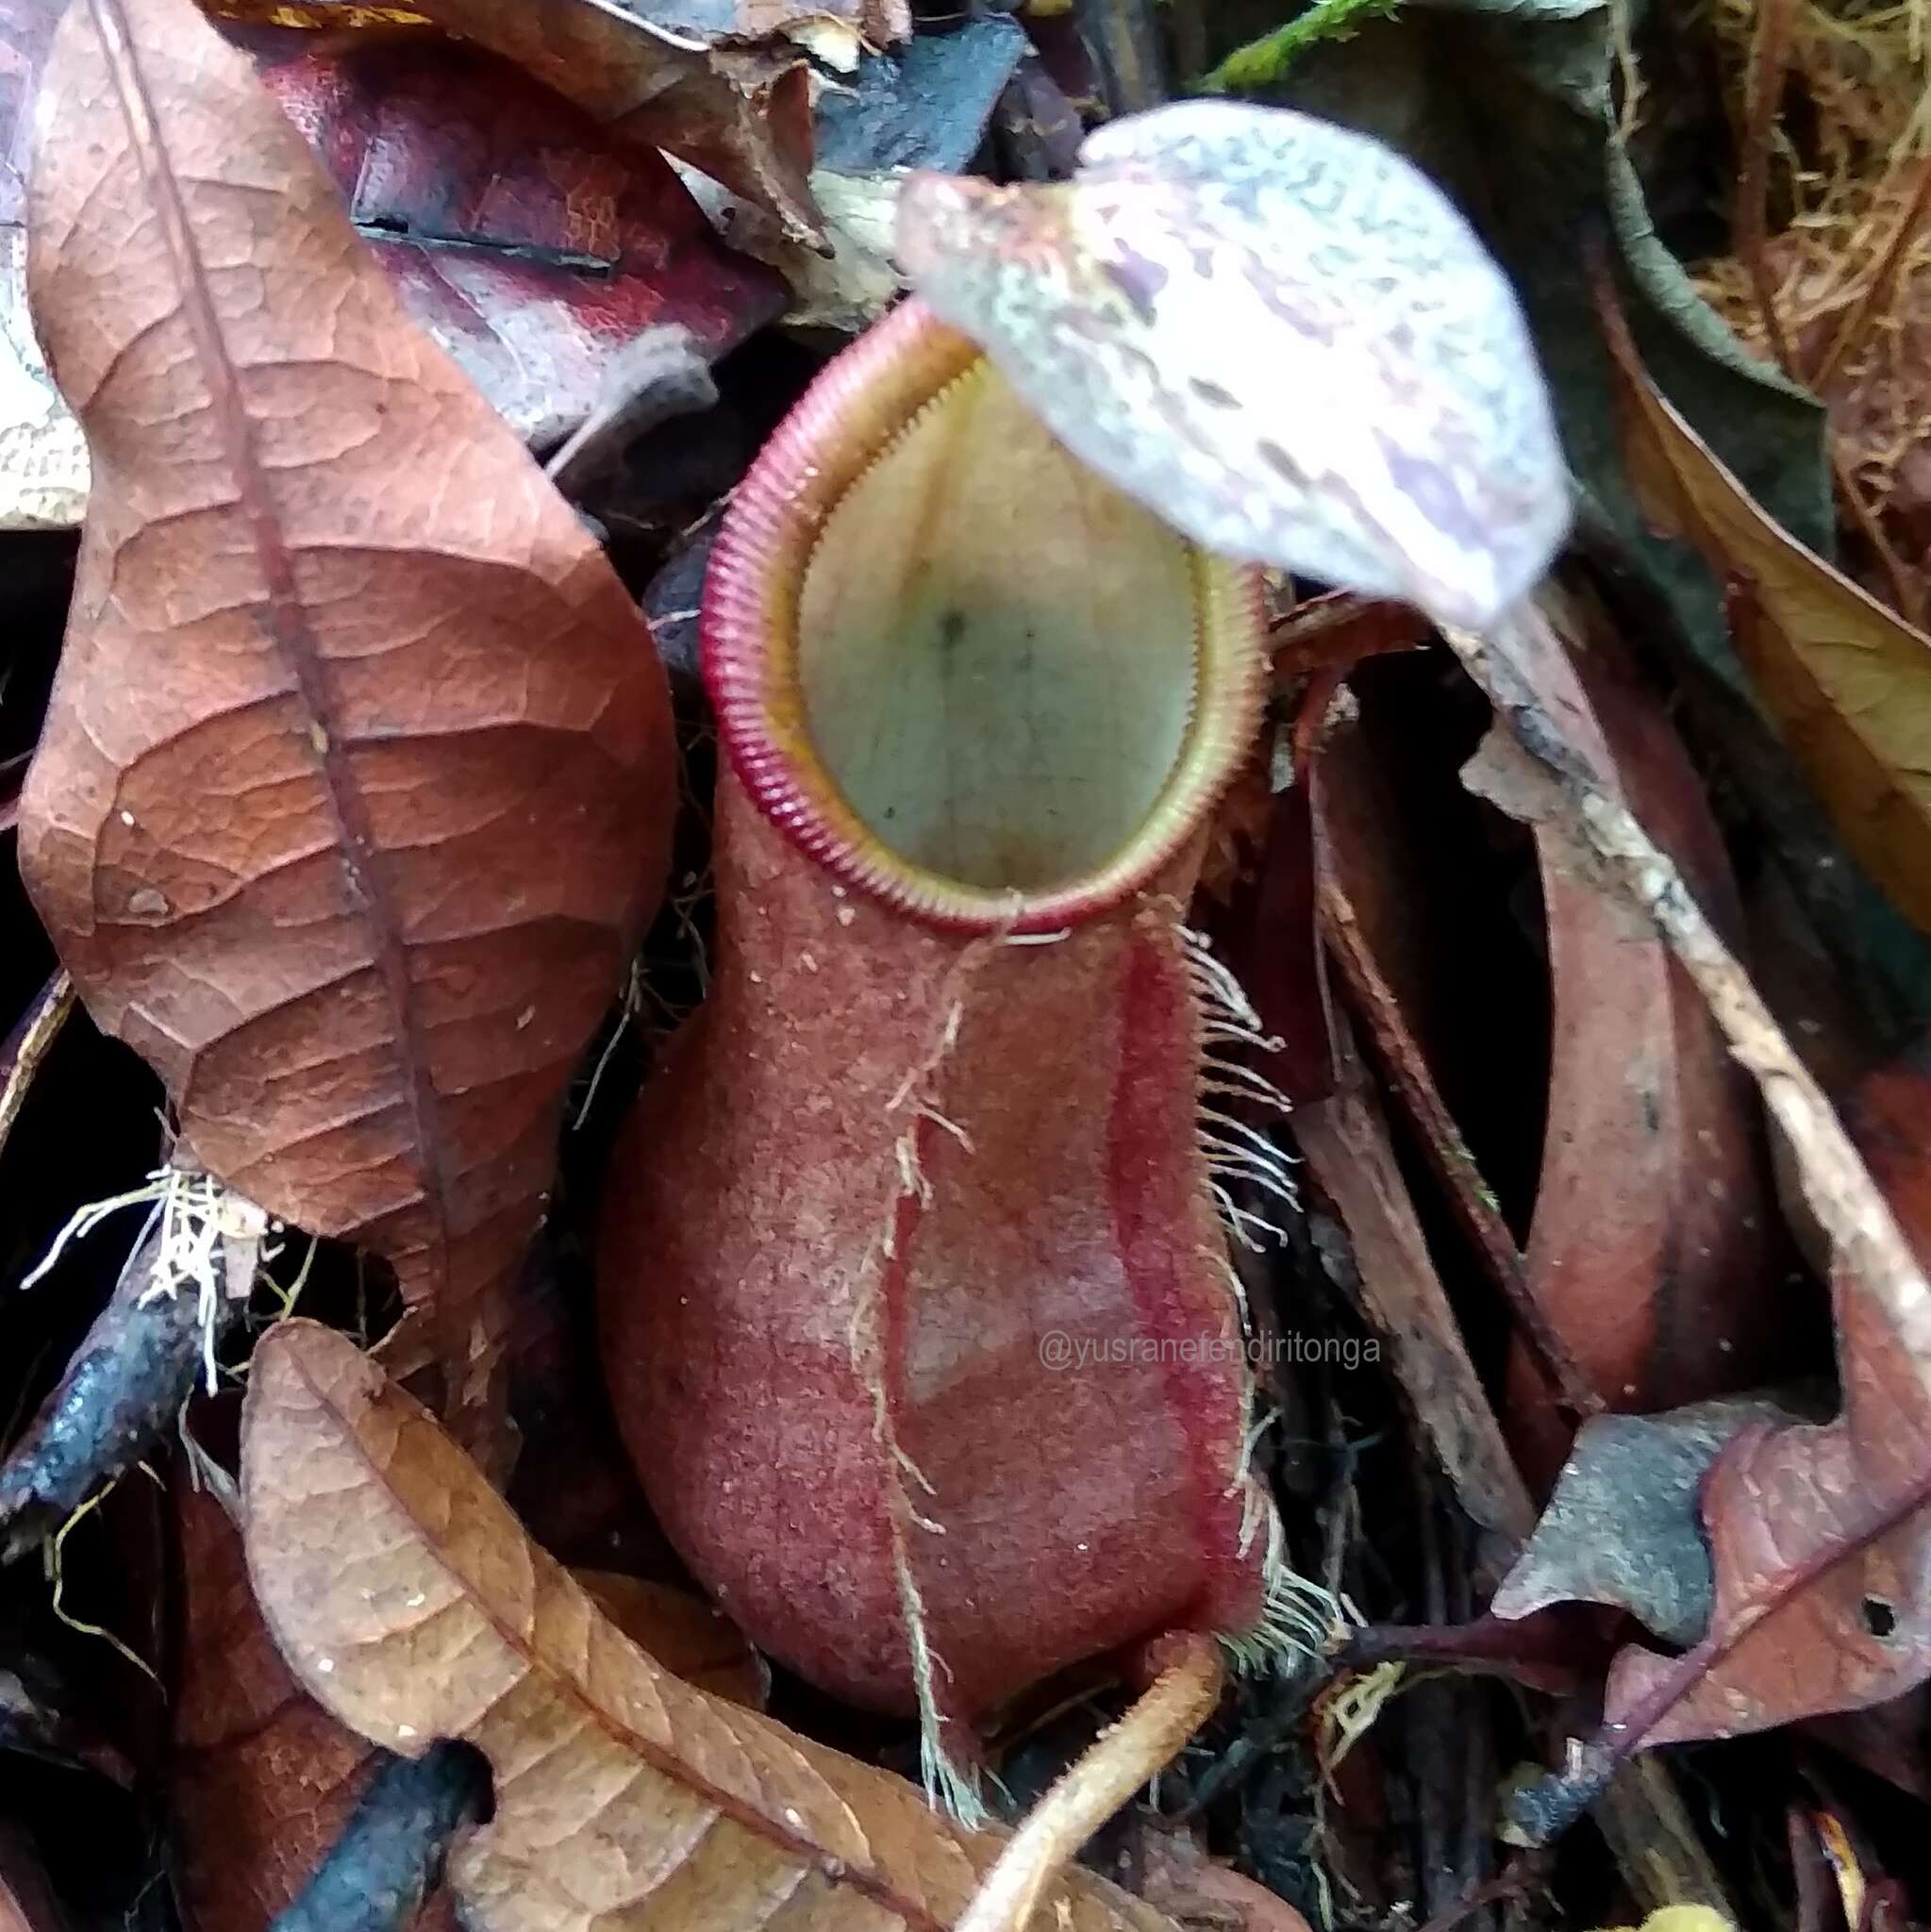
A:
241;1321;1174;1932
18;0;674;1433
174;1474;766;1930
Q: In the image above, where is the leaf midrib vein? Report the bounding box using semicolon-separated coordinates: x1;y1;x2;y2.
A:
285;1346;957;1932
91;0;452;1308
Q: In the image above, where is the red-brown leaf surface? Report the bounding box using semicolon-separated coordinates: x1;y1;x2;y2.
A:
241;1320;1176;1932
173;1480;458;1932
1304;599;1772;1482
17;0;675;1431
241;31;786;446
398;0;899;246
1460;591;1776;1472
1604;1045;1931;1744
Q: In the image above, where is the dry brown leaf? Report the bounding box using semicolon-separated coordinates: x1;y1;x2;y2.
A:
1597;1044;1931;1746
172;1479;457;1932
1293;1012;1538;1553
18;0;675;1435
574;1572;772;1711
1461;587;1776;1474
1442;610;1931;1847
239;29;788;448
241;1320;1176;1932
396;0;876;246
1602;281;1931;937
175;1480;768;1929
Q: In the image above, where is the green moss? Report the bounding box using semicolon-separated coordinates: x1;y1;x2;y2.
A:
1197;0;1405;93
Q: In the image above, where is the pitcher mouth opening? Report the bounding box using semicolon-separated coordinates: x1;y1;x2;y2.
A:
703;297;1265;934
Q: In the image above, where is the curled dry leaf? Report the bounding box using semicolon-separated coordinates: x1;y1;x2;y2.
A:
1461;588;1776;1467
896;100;1570;629
1602;277;1931;937
1435;607;1931;1840
1309;686;1599;1421
396;0;880;247
18;0;675;1436
242;1320;1177;1932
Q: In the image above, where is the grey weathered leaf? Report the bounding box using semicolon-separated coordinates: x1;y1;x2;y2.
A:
1492;1397;1803;1646
895;100;1569;629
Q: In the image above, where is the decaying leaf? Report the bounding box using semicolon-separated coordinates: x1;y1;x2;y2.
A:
173;1480;441;1932
238;31;786;448
1294;1014;1539;1552
18;0;676;1434
895;100;1570;629
1602;283;1931;938
1594;1044;1931;1748
681;17;1029;335
1491;1398;1801;1648
241;1320;1178;1932
1299;591;1774;1477
176;1472;767;1930
1309;682;1601;1420
396;0;880;247
1460;586;1777;1465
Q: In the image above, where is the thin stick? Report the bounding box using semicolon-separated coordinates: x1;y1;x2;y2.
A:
1411;1859;1538;1932
1829;437;1926;626
1737;0;1798;375
0;973;74;1159
955;1637;1224;1932
1445;607;1931;1367
1811;158;1931;391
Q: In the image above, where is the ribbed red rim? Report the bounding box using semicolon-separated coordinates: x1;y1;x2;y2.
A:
702;297;1266;935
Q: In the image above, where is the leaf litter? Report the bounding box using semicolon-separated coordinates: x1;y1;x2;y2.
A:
4;3;1931;1931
